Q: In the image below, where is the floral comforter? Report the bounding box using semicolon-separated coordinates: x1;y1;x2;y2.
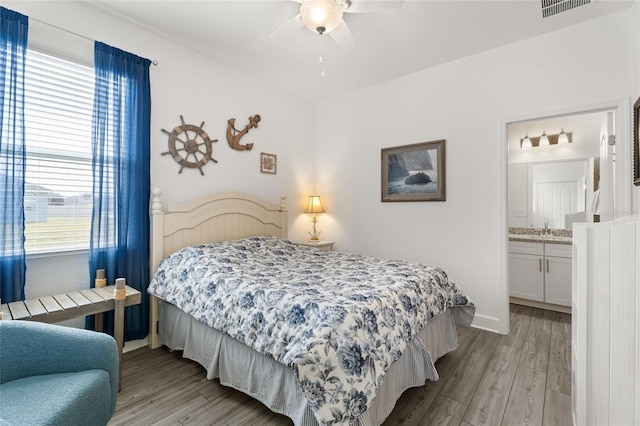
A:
148;236;474;425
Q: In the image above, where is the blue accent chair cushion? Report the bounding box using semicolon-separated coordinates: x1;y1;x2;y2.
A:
0;320;118;426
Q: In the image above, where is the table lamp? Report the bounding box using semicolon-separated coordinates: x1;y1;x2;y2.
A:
304;195;325;241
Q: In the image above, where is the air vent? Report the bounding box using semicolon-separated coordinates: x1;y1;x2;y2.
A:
542;0;591;18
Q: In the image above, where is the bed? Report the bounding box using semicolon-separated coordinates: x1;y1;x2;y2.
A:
148;189;475;425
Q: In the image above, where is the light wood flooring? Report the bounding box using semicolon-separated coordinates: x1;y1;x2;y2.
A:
110;304;571;426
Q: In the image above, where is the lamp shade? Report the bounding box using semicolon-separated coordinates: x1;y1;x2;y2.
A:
558;128;569;144
521;133;532;149
300;0;344;34
304;195;325;214
539;131;550;146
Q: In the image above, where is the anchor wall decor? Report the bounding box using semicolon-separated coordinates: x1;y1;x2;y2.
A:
161;115;218;175
226;114;261;151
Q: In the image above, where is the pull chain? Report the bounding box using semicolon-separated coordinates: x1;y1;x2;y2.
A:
319;34;326;78
319;55;325;78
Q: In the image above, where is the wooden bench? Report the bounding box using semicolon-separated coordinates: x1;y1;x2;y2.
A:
0;279;141;391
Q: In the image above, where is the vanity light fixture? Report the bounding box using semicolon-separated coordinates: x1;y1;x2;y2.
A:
304;195;326;241
520;130;572;149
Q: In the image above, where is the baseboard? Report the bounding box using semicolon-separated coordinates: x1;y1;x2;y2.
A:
509;297;571;314
471;313;505;335
123;337;148;353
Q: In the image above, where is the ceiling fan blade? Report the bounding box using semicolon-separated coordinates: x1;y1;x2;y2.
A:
345;0;404;14
269;14;304;40
329;20;355;50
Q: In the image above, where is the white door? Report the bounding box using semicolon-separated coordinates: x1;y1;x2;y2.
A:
531;160;587;229
544;255;572;306
509;253;544;301
535;181;579;229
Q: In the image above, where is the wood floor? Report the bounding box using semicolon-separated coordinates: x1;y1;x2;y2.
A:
110;304;571;426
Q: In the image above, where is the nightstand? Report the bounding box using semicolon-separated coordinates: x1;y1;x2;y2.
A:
297;240;334;251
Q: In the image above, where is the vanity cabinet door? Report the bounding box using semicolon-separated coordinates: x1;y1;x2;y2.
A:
509;252;545;302
544;255;572;307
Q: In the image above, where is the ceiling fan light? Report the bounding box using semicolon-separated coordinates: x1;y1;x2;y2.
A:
301;0;344;34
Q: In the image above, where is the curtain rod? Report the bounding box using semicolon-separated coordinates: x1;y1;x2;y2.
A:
28;15;159;66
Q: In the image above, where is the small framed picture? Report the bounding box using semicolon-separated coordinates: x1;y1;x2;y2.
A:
260;152;277;174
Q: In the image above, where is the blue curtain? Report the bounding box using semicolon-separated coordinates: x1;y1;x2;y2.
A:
0;8;28;304
90;41;151;341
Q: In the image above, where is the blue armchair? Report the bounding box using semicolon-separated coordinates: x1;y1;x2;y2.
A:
0;320;118;426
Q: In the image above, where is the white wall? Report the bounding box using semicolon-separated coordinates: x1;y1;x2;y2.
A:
5;1;316;303
5;1;639;335
315;6;640;333
508;163;529;228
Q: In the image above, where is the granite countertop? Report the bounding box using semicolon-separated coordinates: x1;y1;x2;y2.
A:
508;227;572;245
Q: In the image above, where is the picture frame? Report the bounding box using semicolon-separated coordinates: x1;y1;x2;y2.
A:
381;140;446;202
634;96;640;186
260;152;277;174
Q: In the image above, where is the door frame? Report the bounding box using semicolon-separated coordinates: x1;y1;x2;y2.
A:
499;98;632;332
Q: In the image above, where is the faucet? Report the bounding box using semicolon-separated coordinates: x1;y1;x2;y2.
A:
544;220;551;236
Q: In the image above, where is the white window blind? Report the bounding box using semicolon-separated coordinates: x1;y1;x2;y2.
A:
24;49;94;253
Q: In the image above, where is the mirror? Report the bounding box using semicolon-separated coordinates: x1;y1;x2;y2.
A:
509;159;592;229
508;110;611;230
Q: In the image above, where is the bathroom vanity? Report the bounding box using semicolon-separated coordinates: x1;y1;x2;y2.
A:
508;228;572;313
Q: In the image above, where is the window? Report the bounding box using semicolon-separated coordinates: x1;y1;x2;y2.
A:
24;50;94;253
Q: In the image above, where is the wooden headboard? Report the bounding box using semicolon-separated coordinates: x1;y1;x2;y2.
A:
148;188;288;348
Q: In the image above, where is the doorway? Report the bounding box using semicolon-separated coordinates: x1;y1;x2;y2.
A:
502;100;633;327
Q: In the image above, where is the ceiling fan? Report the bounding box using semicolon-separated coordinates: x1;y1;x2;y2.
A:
269;0;404;49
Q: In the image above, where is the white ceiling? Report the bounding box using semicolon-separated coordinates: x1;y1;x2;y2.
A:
87;0;632;102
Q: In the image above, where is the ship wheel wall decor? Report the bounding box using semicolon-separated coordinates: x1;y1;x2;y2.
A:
161;115;218;175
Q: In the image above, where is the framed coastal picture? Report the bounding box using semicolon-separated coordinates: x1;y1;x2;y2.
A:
634;96;640;186
260;152;277;174
381;140;446;202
